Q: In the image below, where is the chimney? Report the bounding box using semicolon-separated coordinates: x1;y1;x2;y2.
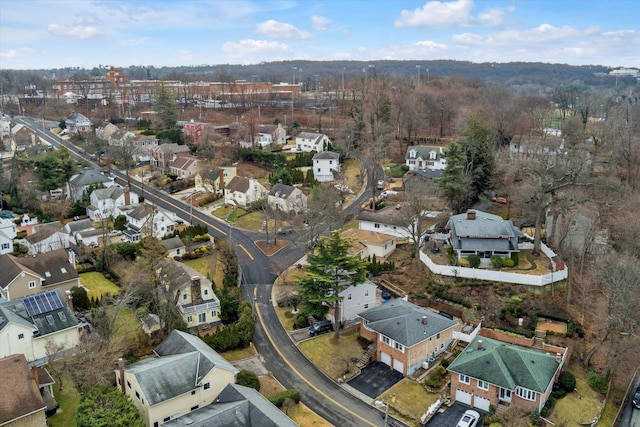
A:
65;290;74;312
467;209;476;220
118;358;125;393
421;316;428;325
123;186;130;205
31;364;39;386
218;169;225;192
477;340;483;350
190;277;204;304
67;249;76;269
556;352;562;363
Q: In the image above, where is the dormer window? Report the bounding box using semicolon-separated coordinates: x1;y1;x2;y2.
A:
429;150;436;160
410;150;416;158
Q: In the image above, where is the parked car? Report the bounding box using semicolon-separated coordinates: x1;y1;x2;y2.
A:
308;320;333;336
491;196;508;204
456;410;481;427
276;227;294;235
380;190;398;199
633;385;640;409
377;180;385;190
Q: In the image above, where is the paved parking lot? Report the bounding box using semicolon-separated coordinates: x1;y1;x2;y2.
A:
347;361;404;399
425;401;484;426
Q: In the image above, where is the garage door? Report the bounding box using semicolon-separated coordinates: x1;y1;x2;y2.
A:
380;352;391;366
455;389;472;405
474;396;491;412
392;359;404;374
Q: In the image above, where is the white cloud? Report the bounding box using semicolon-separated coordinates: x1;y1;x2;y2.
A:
395;0;475;29
0;47;36;58
222;39;290;54
256;19;312;39
311;15;331;31
48;23;104;39
477;7;505;27
414;40;448;50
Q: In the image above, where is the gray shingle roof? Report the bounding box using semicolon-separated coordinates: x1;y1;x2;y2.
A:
312;151;340;160
68;169;111;187
358;205;412;227
161;236;185;251
225;176;250;193
65;218;94;234
448;210;519;253
358;299;456;347
93;186;123;201
405;145;444;160
447;336;560;393
269;183;295;198
13;249;78;288
0;288;77;336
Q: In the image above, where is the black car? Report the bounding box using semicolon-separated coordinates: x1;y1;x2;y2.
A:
633;385;640;409
308;320;333;336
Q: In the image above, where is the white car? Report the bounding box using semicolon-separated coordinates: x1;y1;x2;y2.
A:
456;410;480;427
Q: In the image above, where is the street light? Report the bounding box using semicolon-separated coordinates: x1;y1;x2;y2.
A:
426;67;430;83
342;67;346;92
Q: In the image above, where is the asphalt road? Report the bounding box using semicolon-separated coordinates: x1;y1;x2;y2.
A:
619;370;640;427
17;117;388;426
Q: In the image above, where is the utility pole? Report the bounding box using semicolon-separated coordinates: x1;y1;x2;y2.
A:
342;67;345;92
416;65;421;85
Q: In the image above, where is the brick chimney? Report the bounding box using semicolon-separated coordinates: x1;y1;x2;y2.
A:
118;358;126;393
421;316;428;325
31;364;39;385
65;290;74;312
477;339;483;350
467;209;476;220
190;277;203;304
123;186;130;205
218;169;225;192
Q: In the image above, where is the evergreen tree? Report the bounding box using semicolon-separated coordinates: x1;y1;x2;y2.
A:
76;385;144;427
153;83;178;129
297;231;367;339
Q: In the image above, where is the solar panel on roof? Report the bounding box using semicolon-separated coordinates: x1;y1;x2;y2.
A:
22;291;65;316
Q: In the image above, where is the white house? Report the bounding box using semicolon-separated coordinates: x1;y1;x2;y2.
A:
267;183;308;214
65;112;92;135
67;166;115;202
24;224;71;255
0;217;17;254
312;151;341;182
405;146;447;171
341;228;397;260
224;176;268;209
296;132;330;152
358;205;416;240
87;185;139;221
63;218;95;244
256;123;286;147
194;166;237;195
330;280;379;323
119;203;177;240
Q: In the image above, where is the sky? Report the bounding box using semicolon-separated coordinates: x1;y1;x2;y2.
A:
0;0;638;70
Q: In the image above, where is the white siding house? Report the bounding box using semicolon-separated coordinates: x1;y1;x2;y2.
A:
312;151;340;182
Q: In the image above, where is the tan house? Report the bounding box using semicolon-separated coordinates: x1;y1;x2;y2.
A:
116;330;238;427
194;166;237;195
161;236;186;259
267;183;307;214
358;299;458;376
150;143;190;172
447;332;567;413
224;176;267;209
341;228;397;260
0;354;46;427
0;249;79;301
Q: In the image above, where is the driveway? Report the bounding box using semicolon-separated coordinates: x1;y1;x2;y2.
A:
347;361;404;399
426;401;484;427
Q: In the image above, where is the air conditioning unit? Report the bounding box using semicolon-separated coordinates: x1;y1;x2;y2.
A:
422;361;429;370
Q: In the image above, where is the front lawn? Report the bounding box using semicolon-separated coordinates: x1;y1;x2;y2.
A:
185;257;215;278
227;208;247;222
221;345;257;362
298;328;364;380
48;372;81;427
548;365;604;426
79;272;120;299
212;205;232;218
380;379;440;424
233;211;264;230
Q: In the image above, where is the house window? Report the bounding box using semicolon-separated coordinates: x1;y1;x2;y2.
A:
154;423;159;427
135;391;140;400
478;380;489;390
459;374;470;384
190;405;199;411
183;294;188;301
211;311;217;317
187;316;193;322
317;168;321;172
60;267;67;274
395;342;404;351
374;224;380;229
176;249;180;255
440;343;444;349
436;333;441;340
329;160;333;164
191;390;196;395
1;243;9;250
382;336;390;345
204;382;210;390
516;387;536;401
164;417;170;422
348;294;352;300
204;289;208;296
18;333;24;339
198;313;206;323
365;290;369;296
127;380;131;389
364;304;369;308
29;281;36;289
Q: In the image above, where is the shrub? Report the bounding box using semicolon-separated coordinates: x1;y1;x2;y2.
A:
588;371;609;395
551;388;566;399
293;315;309;329
490;255;503;268
511;252;519;266
468;254;481;268
269;389;301;407
559;371;576;392
440;358;450;368
503;258;515;267
459;258;468;267
236;370;260;391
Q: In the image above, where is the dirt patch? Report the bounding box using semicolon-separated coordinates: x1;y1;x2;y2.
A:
255;239;289;256
537;318;568;334
235;161;271;179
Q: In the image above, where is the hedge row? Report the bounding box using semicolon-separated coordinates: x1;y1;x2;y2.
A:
268;389;301;407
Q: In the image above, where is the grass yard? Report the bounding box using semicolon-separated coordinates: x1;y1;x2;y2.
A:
259;376;331;427
379;379;440;424
233;211;265;230
211;258;226;290
79;272;120;299
298;328;365;380
227;208;247;222
548;365;604;426
47;372;81;427
212;204;232;218
275;305;300;330
185;256;215;278
342;158;363;191
110;306;145;346
221;345;257;362
259;375;286;397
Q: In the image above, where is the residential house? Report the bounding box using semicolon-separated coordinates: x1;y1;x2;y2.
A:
448;209;523;262
0;249;79;300
66;166;115;202
63;218;95;244
0;354;46;427
256;123;286;147
267;183;307;214
64;112;92;135
174;269;221;331
312;151;340;182
358;299;458;376
341;228;397;260
87;185;138;221
75;228;108;248
120;203;177;241
296;132;330;152
168;153;199;179
150;143;191;172
224;176;268;209
24;223;71;254
330;280;379;323
0;288;80;363
194;166;236;195
116;330;239;427
546;205;608;255
163;383;297;427
133;134;159;162
180;120;206;144
402;169;442;192
95;122;119;140
11;123;36;150
405;145;447;171
0;217;17;255
161;236;186;259
108;129;136;147
213;122;242;142
358;205;416;240
447;334;567;413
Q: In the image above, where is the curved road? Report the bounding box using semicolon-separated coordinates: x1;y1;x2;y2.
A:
16;117;385;426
